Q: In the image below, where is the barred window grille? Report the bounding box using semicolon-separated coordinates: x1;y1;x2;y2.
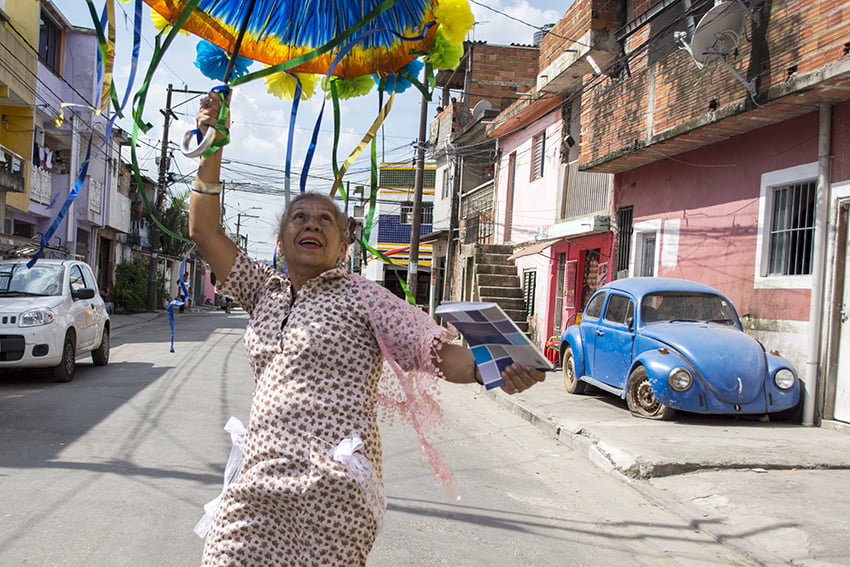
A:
616;206;633;273
523;270;537;317
400;203;433;225
400;202;413;225
768;181;816;276
531;131;546;180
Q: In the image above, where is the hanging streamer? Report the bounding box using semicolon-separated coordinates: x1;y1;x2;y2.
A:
166;252;192;353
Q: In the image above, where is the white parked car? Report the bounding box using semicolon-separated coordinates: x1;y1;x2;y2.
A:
0;259;110;382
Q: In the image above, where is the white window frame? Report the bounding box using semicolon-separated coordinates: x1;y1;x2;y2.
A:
530;130;546;180
631;219;660;277
754;162;818;289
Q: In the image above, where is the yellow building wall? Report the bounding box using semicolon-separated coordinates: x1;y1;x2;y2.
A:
0;0;40;212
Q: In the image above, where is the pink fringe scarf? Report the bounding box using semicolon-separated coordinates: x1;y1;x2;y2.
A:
351;275;458;495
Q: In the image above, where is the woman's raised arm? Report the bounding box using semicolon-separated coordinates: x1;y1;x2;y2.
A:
188;91;237;282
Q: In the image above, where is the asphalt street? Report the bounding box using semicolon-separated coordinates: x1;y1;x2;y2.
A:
0;309;768;566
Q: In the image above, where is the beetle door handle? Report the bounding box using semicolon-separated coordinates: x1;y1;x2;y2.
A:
595;329;604;336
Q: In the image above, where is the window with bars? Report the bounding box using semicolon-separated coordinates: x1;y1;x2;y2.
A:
523;270;537;318
616;206;634;274
530;131;546;180
400;202;433;225
768;181;816;276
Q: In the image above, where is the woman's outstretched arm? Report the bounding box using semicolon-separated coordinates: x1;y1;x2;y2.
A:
188;91;237;282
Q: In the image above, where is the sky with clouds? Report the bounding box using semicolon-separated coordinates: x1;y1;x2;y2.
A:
61;1;570;260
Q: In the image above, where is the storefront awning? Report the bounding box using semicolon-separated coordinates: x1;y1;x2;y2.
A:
508;238;562;260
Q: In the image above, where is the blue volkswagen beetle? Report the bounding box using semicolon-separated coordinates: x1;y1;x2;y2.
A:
559;278;800;420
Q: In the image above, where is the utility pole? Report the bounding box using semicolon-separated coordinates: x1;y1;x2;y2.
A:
406;92;429;304
235;210;259;251
149;83;175;311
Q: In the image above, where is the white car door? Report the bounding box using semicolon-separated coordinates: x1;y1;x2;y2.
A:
68;264;97;350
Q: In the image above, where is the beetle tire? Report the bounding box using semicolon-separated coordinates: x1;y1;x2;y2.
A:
92;328;109;366
625;365;675;420
562;347;586;394
52;330;76;383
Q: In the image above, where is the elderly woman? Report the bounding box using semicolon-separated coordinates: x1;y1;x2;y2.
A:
189;92;544;566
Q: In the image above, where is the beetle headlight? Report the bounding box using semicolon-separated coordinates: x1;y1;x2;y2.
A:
668;367;693;391
774;368;795;390
19;308;55;327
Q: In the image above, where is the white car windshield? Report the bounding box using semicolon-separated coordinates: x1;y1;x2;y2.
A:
0;264;64;296
641;292;739;326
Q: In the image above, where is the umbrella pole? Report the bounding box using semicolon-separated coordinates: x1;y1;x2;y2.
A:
222;0;258;84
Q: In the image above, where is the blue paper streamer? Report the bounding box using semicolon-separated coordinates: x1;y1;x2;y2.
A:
166;253;191;353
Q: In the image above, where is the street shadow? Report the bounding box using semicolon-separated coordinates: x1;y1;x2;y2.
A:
384;494;798;551
109;310;249;348
0;361;166;468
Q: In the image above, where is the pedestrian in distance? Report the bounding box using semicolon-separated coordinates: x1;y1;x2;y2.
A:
188;90;545;566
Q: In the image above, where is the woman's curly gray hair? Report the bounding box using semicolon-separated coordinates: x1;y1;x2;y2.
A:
277;192;355;244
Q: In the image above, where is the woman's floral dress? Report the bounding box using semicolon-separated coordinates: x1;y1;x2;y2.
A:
201;250;453;566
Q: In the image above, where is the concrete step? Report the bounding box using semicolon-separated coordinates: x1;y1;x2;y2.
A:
479;296;526;312
477;273;521;287
476;244;514;255
475;252;512;266
479;285;524;299
476;264;517;276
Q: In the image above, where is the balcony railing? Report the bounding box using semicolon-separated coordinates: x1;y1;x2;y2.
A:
462;180;495;245
0;143;26;193
30;167;52;205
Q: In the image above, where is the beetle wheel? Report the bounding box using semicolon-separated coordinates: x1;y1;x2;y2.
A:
625;366;675;420
562;347;586;394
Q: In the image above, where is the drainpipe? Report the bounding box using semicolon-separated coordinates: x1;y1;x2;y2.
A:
802;104;832;426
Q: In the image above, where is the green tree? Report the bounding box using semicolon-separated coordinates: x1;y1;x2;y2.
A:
160;189;192;257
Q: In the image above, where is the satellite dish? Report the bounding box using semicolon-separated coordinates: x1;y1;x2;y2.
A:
471;99;492;122
682;1;748;69
675;1;757;100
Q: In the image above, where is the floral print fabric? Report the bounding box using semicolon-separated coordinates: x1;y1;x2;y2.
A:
200;250;454;566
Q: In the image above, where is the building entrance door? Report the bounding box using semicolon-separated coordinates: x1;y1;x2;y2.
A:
835;203;850;423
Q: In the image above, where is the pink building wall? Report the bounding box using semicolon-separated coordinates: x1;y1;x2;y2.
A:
494;109;563;245
615;110;826;322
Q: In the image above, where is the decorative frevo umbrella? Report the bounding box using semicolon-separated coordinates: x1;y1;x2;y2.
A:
130;1;474;491
142;0;472;194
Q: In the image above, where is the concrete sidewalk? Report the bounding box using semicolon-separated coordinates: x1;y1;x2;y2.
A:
483;373;850;566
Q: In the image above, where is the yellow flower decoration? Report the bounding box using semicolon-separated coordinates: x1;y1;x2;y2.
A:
264;71;319;100
434;0;474;45
426;28;464;70
150;10;189;35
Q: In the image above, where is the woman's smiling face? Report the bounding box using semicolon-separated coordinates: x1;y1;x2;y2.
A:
278;197;348;281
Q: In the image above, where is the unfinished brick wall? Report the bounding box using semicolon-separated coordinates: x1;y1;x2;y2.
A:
579;0;850;170
538;0;625;70
466;42;540;113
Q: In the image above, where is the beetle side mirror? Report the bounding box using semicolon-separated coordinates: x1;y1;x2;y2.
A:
73;288;96;300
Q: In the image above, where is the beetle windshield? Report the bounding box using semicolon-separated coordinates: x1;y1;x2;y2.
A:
0;264;64;296
641;292;739;326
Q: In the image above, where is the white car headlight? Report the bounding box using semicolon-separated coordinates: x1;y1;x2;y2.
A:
668;367;693;391
19;308;55;327
774;368;795;390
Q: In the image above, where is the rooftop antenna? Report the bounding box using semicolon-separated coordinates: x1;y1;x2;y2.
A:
674;1;758;101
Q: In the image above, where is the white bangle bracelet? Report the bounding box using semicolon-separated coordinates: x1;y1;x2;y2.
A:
191;178;223;195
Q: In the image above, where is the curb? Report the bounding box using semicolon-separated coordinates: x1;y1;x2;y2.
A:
480;387;779;567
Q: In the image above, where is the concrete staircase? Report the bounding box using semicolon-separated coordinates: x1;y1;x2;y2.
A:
473;244;529;333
